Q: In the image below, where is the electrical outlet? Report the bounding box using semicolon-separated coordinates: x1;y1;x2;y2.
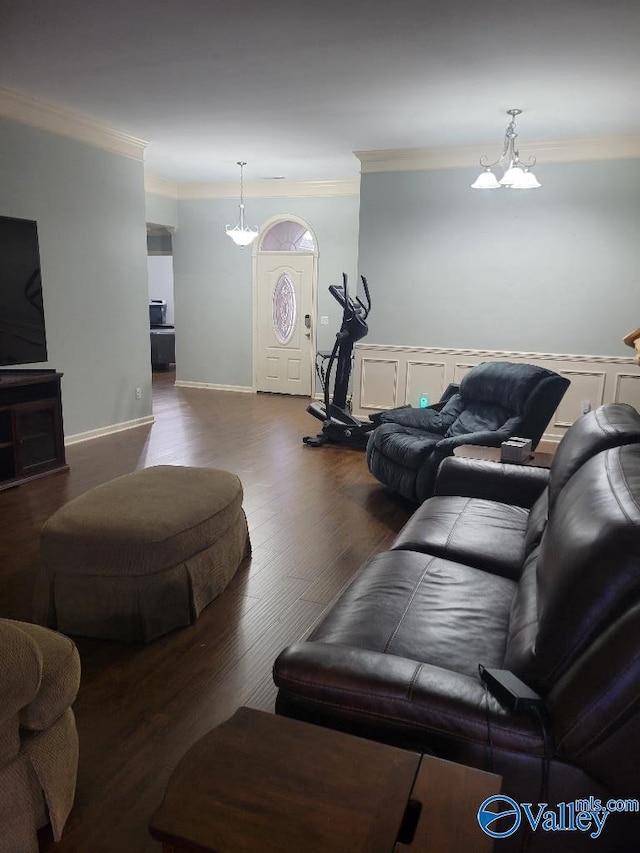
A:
320;316;329;325
581;399;591;414
135;387;142;400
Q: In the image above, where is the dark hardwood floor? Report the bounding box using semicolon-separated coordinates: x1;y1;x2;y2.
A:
0;372;413;853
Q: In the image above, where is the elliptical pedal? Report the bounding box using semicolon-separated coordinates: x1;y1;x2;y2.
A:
302;433;329;447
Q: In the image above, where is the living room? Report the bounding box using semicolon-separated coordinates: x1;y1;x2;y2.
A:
2;1;640;851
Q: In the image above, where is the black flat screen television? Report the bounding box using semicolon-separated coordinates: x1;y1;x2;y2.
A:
0;215;48;366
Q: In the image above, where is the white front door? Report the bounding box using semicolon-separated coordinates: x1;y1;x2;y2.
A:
255;253;315;395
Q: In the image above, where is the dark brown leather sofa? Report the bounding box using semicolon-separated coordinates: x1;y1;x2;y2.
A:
274;404;640;852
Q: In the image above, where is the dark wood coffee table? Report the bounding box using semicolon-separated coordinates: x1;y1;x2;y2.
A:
149;707;500;852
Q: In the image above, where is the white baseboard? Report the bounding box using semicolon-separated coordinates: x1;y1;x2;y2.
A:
174;381;254;393
65;415;155;445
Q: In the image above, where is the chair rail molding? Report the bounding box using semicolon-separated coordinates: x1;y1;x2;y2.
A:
353;343;640;444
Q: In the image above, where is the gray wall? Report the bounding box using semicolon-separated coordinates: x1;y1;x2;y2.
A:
0;117;152;436
172;194;360;386
3;110;635;444
146;192;178;229
358;160;640;356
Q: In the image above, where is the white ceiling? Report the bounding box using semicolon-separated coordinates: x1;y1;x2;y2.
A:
2;0;639;183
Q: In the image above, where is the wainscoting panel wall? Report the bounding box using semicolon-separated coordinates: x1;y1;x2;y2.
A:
615;373;640;414
405;361;446;407
353;344;640;444
360;357;399;409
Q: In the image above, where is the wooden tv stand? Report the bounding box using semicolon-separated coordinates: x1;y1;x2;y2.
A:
0;370;68;491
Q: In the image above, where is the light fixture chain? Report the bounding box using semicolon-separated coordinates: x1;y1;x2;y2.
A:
238;161;246;206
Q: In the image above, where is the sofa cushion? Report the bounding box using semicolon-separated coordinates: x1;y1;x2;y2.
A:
444;402;514;439
309;549;516;678
459;361;557;412
522;489;549;554
275;643;544;759
434;456;549;508
532;445;640;690
503;554;539;678
546;602;640;798
547;402;640;510
390;496;528;580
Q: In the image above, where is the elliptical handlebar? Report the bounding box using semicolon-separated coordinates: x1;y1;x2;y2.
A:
358;275;371;318
328;273;371;322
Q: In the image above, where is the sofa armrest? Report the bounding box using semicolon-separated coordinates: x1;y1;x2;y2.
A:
436;428;512;453
274;642;543;757
0;620;43;723
434;456;550;508
0;619;43;765
12;621;81;731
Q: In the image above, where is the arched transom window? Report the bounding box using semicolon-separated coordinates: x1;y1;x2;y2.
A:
261;220;315;252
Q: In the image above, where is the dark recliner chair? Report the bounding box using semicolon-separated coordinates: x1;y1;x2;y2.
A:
366;360;570;503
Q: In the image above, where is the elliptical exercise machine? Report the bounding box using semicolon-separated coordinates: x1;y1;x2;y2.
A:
303;273;377;448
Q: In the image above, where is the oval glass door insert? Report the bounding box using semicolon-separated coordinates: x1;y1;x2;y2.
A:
272;273;296;344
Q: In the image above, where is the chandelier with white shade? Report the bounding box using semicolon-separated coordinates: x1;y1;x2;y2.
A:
471;109;541;190
225;161;259;246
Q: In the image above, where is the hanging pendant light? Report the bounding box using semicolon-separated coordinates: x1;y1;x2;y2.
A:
471;109;541;190
225;161;259;246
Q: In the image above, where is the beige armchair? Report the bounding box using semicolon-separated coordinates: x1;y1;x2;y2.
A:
0;618;80;853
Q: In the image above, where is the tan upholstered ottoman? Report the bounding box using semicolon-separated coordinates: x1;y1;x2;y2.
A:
34;466;251;642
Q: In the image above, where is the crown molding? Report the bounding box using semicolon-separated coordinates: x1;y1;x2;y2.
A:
356;134;640;173
175;177;360;200
144;174;179;199
0;85;148;160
